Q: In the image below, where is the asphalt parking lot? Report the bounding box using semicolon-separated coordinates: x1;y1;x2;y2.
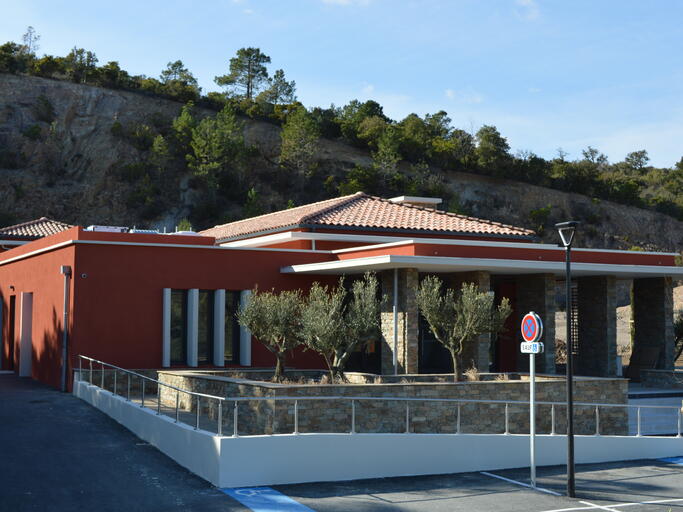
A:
1;373;682;512
269;460;683;511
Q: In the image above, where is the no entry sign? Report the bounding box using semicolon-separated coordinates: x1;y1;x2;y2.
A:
521;312;543;343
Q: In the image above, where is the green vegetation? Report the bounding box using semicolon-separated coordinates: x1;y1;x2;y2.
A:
237;288;303;382
4;27;683;224
300;274;383;381
674;311;683;362
237;274;383;382
416;277;512;382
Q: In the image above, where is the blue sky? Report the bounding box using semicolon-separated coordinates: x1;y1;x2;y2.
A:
2;0;682;167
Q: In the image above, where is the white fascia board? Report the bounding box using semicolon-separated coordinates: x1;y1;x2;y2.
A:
282;254;683;278
221;230;678;258
220;231;414;248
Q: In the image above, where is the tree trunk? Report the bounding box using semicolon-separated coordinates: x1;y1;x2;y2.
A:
322;354;335;383
451;351;463;383
273;353;286;382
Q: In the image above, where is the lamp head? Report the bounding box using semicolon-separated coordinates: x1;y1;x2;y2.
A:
555;221;579;248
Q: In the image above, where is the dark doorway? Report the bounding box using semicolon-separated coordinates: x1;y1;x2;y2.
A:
418;314;452;373
345;339;382;374
8;295;16;370
494;280;517;372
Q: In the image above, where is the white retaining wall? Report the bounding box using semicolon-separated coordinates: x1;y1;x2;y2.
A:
74;379;683;489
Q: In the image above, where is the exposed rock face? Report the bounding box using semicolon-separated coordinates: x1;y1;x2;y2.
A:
1;73;683;252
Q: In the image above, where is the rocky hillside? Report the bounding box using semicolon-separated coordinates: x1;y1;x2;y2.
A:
1;73;683;252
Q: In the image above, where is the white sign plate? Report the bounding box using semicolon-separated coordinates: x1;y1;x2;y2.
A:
521;342;544;354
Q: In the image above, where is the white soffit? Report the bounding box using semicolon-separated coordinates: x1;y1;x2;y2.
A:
281;255;683;279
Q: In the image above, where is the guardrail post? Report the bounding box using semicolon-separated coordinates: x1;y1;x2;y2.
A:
595;405;600;436
79;357;82;381
127;373;131;401
89;360;92;384
637;407;642;437
157;384;161;415
218;401;223;436
551;404;556;435
294;400;299;435
175;391;179;423
351;399;355;434
101;363;104;389
405;402;410;434
456;403;461;434
504;403;510;435
113;370;117;396
233;401;239;437
141;379;145;408
195;396;200;430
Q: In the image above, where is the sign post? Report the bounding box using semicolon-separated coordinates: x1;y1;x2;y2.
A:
521;311;544;489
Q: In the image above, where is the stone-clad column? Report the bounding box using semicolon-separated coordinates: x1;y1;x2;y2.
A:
577;276;617;377
451;271;492;373
629;277;674;378
380;269;419;374
515;274;556;374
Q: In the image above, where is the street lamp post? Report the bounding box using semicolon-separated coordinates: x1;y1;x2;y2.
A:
556;220;579;498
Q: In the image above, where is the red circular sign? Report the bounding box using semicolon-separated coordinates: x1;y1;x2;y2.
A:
521;312;543;343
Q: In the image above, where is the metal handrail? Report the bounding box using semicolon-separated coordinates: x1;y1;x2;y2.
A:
77;355;226;402
75;354;683;438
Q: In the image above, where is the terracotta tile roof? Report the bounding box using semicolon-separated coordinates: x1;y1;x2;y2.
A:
201;192;535;242
0;217;73;239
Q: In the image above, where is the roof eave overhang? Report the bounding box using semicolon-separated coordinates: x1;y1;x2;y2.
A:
281;254;683;279
217;222;537;245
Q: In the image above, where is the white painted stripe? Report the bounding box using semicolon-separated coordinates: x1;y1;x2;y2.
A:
479;471;562;496
221;487;315;511
540;497;683;512
579;501;621;512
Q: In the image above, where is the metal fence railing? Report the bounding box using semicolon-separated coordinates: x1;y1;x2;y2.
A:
76;355;683;439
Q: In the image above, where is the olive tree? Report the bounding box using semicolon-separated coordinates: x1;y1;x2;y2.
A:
300;273;382;381
416;276;512;382
237;288;302;382
674;310;683;362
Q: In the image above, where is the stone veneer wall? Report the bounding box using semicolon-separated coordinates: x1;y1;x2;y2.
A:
158;371;628;437
380;269;419;374
578;276;617;377
630;277;674;379
640;369;683;389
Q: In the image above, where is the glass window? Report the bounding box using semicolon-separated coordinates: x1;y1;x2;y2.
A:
170;290;187;365
225;292;240;364
197;290;214;364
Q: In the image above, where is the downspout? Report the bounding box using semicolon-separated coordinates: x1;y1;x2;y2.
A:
393;268;398;375
60;265;72;392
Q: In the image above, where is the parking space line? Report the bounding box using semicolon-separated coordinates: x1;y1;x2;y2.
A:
579;501;620;512
221;486;315;512
480;471;562;496
540;497;683;512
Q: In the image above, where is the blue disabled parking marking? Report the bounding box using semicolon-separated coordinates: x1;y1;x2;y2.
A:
221;487;316;512
660;456;683;465
659;456;683;465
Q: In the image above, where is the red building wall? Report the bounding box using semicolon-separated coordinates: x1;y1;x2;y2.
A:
1;228;339;388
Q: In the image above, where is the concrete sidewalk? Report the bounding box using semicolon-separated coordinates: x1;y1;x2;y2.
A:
0;374;245;512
